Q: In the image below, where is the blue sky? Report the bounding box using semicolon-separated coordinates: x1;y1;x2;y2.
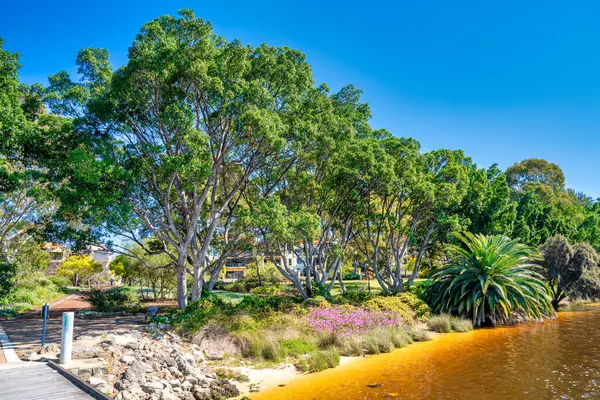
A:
2;0;599;198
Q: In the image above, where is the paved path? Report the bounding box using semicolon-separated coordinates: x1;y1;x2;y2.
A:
0;362;93;399
0;314;145;353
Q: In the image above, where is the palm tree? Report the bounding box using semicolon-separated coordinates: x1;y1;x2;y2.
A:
426;232;554;326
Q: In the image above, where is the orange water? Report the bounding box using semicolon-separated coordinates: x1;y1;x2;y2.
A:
251;306;600;400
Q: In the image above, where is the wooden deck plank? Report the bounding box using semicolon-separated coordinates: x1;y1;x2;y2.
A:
0;363;93;400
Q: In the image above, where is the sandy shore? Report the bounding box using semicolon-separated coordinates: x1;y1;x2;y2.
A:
232;356;361;397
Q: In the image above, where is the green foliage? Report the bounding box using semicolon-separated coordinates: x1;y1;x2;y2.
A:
427;232;554;326
427;315;452;333
2;272;68;306
249;284;285;296
0;262;16;298
427;314;473;333
56;255;103;286
540;235;600;308
245;261;282;284
363;292;430;321
83;287;141;312
342;271;361;280
237;294;303;315
296;347;340;373
449;316;474;332
280;338;318;357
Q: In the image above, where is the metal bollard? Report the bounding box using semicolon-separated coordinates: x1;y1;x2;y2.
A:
59;312;74;364
41;303;49;347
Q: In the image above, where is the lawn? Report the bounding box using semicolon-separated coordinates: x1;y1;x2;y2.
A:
212;290;250;304
329;278;427;295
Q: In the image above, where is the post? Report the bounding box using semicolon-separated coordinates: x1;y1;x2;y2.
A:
41;303;49;347
59;312;74;364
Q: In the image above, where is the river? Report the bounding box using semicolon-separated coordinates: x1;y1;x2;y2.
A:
251;305;600;400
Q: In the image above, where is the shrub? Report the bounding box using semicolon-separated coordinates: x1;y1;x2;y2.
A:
280;338;318;357
6;273;68;306
0;306;17;319
249;284;285;296
241;333;287;362
157;294;235;332
427;233;554;326
343;271;361;280
83;287;141;313
364;293;430;321
0;262;16;299
336;290;374;306
406;325;434;342
238;294;303;315
296;347;340;373
304;306;398;337
449;316;474;332
338;336;364;356
427;314;452;333
303;296;329;308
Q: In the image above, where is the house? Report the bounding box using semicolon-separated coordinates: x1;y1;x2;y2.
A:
223;248;302;282
44;243;114;275
88;245;113;271
44;243;70;275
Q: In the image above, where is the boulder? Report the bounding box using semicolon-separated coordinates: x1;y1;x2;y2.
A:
124;360;148;384
142;381;164;394
121;355;135;364
72;345;102;359
89;377;107;387
192;327;241;360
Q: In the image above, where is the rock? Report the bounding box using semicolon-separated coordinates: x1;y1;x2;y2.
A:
125;342;140;350
40;343;60;354
21;351;38;361
191;350;205;363
181;380;193;392
209;379;240;398
184;376;198;385
169;379;181;388
121;355;135;364
89;377;107;387
114;380;131;391
192;327;241;360
75;334;97;341
124;360;148;384
121;383;146;400
160;389;179;400
142;381;164;394
72;345;102;359
102;334;118;345
192;388;211;400
97;383;114;395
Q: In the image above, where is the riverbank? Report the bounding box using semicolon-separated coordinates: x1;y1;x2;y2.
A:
249;305;600;400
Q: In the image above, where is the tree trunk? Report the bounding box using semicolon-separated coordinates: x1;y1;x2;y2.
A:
176;266;188;309
408;225;435;286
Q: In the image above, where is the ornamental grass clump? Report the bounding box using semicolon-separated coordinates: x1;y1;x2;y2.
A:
304;305;398;337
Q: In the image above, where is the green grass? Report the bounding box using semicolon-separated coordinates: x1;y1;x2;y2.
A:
213;290;250;304
329;278;427;296
296;347;340;373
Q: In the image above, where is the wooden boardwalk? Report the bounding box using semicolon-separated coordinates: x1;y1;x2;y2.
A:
0;362;93;400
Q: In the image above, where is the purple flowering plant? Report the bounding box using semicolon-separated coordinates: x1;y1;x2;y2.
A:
303;305;398;337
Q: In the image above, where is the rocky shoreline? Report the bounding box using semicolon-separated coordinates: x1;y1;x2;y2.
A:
21;326;243;400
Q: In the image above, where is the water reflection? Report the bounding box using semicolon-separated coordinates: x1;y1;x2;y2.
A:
251;306;600;400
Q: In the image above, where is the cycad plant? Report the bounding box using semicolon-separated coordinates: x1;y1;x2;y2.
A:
426;232;554;326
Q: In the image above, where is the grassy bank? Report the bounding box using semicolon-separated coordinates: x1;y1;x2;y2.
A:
153;285;471;374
